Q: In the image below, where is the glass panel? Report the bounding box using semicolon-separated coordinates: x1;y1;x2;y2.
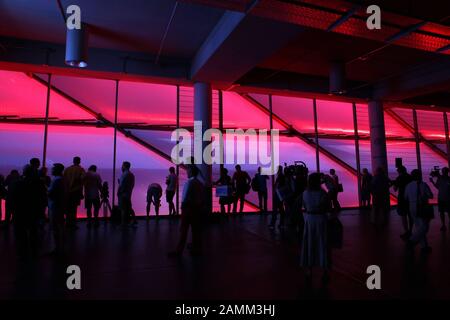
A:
272;96;315;133
316;100;354;135
358;140;372;174
386;141;417;180
386;109;414;138
0;70;47;118
116;132;176;216
417;110;445;142
356;103;370;137
223;91;284;130
118;81;177;125
46;126;114;218
319;153;358;207
46;75;116;121
319;139;357;169
0;123;45;220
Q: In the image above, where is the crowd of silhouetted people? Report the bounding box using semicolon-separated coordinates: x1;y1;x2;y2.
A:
0;157;445;288
360;164;450;255
0;156;182;259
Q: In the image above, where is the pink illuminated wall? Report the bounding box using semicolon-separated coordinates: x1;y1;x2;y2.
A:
2;69;449;217
316;100;354;135
0;71;47;117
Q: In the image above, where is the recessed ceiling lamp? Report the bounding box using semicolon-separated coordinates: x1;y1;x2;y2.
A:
65;23;89;68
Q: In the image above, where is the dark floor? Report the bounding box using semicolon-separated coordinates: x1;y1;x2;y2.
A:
0;209;449;300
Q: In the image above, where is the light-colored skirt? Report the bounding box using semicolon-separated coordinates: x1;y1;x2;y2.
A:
300;213;328;268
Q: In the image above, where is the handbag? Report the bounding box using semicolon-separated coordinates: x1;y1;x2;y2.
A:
337;183;344;193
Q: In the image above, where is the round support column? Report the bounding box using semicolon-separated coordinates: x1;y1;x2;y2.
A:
368;100;388;174
194;82;213;213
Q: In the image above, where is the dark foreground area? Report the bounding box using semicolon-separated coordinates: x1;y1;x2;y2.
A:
0;209;449;300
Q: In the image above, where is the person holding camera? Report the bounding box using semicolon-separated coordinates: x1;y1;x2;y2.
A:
429;167;450;231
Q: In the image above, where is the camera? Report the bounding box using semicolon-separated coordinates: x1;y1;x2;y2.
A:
430;166;440;177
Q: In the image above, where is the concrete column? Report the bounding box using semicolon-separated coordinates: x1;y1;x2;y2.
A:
194;82;212;212
368;100;388;174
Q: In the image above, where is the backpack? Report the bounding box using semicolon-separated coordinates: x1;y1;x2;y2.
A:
251;176;259;192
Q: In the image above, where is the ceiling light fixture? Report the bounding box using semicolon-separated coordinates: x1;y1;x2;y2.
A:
65;22;89;68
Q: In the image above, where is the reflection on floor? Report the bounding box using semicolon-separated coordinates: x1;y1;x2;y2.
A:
0;209;449;299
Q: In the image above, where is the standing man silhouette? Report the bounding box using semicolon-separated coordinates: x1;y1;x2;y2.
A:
64;156;85;229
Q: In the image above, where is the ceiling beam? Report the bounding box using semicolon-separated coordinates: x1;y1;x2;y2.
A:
0;36;190;84
190;11;304;86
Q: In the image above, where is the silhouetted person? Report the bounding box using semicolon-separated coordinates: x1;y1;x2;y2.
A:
301;172;331;285
405;169;433;254
13;164;47;259
170;165;204;257
48;163;66;255
392;166;413;239
147;183;162;218
165;167;178;216
361;168;372;208
29;157;40;174
64;156;85;229
215;168;232;214
323;169;341;212
38;166;51;228
4;170;20;224
429;167;450;231
118;161;136;225
270;165;287;229
370;167;390;226
232;165;251;213
254;166;269;212
100;181;112;218
84;165;102;228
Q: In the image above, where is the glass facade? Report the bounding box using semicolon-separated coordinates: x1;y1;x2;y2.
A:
1;69;448;218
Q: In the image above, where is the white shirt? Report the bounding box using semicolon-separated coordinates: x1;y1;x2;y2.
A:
404;181;433;216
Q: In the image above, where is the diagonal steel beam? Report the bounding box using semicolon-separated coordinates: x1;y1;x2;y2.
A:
239;93;357;175
385;108;448;161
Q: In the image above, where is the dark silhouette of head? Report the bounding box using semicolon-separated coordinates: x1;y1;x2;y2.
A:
88;165;97;172
169;167;175;174
330;169;336;175
308;173;322;191
221;168;228;176
29;158;40;170
235;165;241;172
411;169;422;181
188;165;199;178
73;156;81;165
23;164;34;178
397;165;407;175
122;161;131;172
52;163;65;176
362;168;368;174
10;169;20;177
